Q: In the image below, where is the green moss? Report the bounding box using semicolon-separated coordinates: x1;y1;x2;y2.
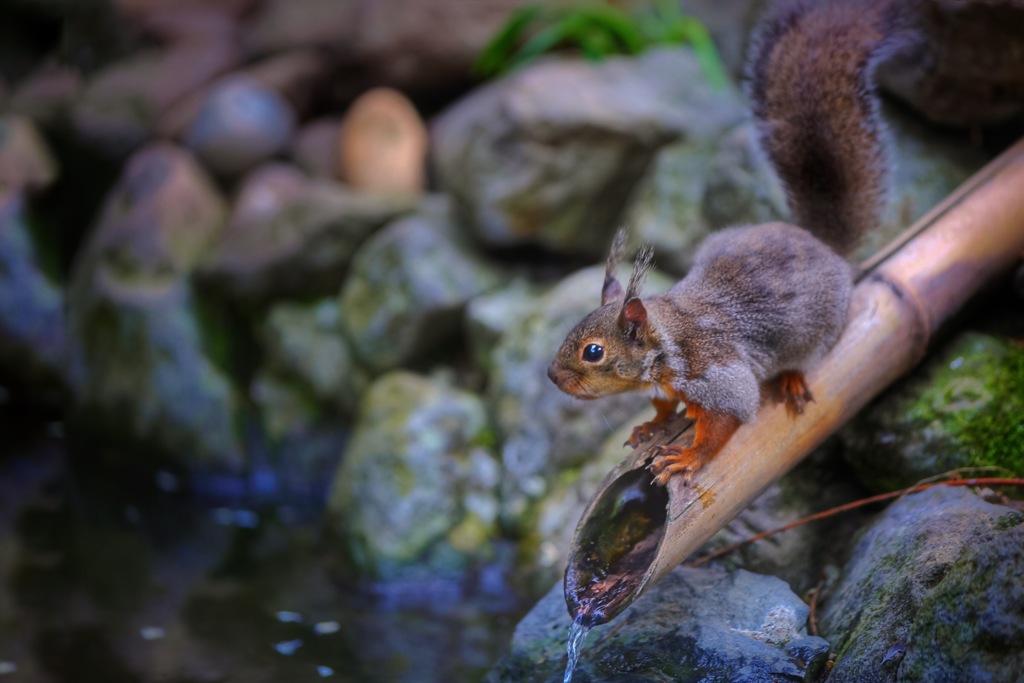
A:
905;334;1024;474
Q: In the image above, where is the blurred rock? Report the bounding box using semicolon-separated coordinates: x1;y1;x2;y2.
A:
339;198;502;372
347;0;532;92
840;332;1024;492
464;279;543;375
432;48;743;256
339;88;426;195
201;177;416;306
78;143;227;278
256;298;365;423
160;49;332;139
328;371;500;581
820;487;1024;683
243;0;359;55
290;116;341;178
226;162;307;234
487;567;830;682
0;115;59;192
66;275;242;473
66;142;238;472
185;75;297;177
73;37;240;156
0;189;66;394
6;65;82;125
488;265;668;525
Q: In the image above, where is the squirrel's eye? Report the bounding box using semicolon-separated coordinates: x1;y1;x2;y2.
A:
582;343;604;363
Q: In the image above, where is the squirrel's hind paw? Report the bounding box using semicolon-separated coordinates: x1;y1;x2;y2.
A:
773;370;814;417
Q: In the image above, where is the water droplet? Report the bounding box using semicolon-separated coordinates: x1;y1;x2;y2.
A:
950;357;964;370
274;639;303;656
276;610;303;623
140;626;166;640
0;661;17;675
314;621;340;635
317;665;334;677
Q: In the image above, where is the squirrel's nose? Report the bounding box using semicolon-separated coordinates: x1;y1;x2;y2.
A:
546;361;559;385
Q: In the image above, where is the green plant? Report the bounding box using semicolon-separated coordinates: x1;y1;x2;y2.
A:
475;0;728;88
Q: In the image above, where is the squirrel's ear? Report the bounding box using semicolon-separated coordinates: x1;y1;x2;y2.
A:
602;276;624;305
621;297;648;342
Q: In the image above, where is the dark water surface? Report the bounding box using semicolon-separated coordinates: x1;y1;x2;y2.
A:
0;410;527;683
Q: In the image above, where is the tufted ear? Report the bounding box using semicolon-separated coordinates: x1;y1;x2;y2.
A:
620;297;648;343
601;228;628;305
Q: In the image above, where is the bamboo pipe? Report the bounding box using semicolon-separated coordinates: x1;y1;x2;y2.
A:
565;136;1024;627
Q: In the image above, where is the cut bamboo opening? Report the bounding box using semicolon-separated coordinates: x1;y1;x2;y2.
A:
565;136;1024;627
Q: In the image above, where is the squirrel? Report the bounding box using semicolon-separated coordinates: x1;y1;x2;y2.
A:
546;0;998;485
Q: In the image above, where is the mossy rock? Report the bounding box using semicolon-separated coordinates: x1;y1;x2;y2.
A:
840;332;1024;491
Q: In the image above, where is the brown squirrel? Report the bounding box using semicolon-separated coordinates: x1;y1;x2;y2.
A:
548;0;1024;485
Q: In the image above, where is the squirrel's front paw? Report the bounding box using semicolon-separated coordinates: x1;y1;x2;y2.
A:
648;445;702;486
622;421;655;448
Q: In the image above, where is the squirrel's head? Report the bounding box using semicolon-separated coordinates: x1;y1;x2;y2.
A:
547;232;658;399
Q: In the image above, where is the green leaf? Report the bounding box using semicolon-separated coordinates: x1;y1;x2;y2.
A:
474;3;547;77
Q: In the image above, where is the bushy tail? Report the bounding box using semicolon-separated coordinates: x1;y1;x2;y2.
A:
747;0;914;254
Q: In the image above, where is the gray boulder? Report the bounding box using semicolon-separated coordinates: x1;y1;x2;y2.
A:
67;143;240;471
487;566;830;682
432;48;743;256
201;177;416;306
327;371;500;581
840;332;1024;492
338;198;502;373
820;486;1024;683
253;298;364;440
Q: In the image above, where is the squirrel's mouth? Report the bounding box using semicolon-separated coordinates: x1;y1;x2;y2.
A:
547;364;598;399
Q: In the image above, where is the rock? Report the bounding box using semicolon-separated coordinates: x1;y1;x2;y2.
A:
0;189;66;394
488;265;668;525
840;332;1024;492
159;49;332;139
327;371;500;581
73;39;240;156
290;116;341;179
700;441;868;596
464;279;543;375
78;143;227;278
487;566;830;682
66;142;239;472
184;76;297;177
66;274;242;473
256;298;365;421
820;486;1024;683
432;48;743;256
225;162;307;235
243;0;359;55
6;65;82;125
338;198;502;372
200;177;416;306
338;88;427;195
0;115;60;192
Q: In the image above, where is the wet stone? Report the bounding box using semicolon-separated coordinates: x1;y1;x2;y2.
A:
487;566;830;683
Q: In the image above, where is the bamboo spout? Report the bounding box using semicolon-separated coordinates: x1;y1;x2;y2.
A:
565;137;1024;627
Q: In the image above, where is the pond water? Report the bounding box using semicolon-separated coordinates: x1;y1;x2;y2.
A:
0;408;530;683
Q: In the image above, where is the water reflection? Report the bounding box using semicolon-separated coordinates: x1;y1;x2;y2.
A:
0;414;526;683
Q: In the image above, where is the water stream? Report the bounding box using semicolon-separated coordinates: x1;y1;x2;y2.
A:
562;618;591;683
